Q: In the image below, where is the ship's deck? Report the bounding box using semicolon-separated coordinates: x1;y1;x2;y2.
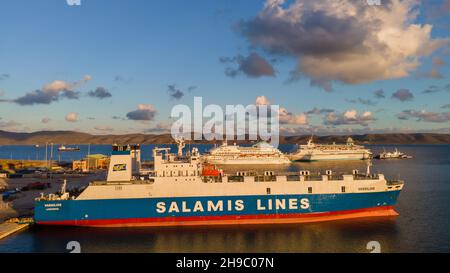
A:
88;172;387;186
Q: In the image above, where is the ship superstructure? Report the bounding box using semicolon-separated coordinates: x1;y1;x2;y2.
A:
34;139;403;227
289;137;372;161
203;140;290;165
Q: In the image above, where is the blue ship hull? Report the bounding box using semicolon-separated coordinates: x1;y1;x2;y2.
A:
34;190;402;227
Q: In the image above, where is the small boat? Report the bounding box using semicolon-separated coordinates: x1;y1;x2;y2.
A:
58;145;80;152
375;148;412;159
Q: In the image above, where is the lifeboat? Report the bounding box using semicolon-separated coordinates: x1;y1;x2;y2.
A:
202;164;222;177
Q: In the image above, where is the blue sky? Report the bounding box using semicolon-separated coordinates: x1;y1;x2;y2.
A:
0;0;449;135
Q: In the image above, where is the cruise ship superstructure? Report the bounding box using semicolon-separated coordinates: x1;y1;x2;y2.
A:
203;140;291;165
289;137;372;162
34;140;403;227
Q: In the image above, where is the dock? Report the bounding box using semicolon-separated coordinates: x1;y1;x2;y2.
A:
0;159;49;170
0;219;33;240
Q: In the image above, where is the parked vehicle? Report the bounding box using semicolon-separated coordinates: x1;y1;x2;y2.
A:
2;188;21;201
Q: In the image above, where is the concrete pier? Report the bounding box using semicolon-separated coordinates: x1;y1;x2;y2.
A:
0;221;31;240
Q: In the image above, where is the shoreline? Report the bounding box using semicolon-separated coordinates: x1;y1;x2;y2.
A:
1;131;450;145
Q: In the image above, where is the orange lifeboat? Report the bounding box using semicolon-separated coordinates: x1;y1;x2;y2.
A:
202;164;222;177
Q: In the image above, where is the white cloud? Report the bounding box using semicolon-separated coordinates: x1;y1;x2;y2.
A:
279;107;308;125
65;112;79;122
43;75;91;93
239;0;449;90
126;104;157;121
13;75;92;105
324;109;375;126
255;96;271;105
254;96;307;125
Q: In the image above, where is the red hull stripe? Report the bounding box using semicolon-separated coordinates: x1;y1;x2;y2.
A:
37;206;398;227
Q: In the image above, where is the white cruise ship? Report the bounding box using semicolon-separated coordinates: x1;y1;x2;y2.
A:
203;141;291;165
288;137;372;162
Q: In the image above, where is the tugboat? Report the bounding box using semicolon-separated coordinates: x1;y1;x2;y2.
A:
34;139;404;227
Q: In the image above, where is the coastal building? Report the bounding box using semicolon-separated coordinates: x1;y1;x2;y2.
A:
72;154;109;172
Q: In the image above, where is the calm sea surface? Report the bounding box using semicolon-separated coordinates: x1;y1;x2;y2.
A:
0;144;449;253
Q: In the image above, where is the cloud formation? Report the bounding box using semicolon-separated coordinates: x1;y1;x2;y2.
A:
65;112;79;122
422;84;450;94
0;120;21;130
422;85;441;94
346;98;377;106
88;87;112;99
145;123;171;133
324;109;375;126
397;110;450;123
305;107;334;115
374;89;385;99
114;75;133;84
221;53;275;78
0;74;9;80
254;96;307;125
94;126;113;132
13;75;91;105
236;0;448;90
167;84;184;100
255;96;271;106
417;57;446;79
426;0;450;19
279;107;308;125
281;124;450;136
126;104;157;121
392;89;414;102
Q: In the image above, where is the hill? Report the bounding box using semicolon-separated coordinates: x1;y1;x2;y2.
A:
0;130;449;145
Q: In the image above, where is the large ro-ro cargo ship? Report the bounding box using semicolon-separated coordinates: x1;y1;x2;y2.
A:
34;140;404;227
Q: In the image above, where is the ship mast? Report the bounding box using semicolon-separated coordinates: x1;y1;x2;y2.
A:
366;159;372;176
176;137;186;157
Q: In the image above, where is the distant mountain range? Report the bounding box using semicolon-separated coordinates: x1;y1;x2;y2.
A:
0;130;449;145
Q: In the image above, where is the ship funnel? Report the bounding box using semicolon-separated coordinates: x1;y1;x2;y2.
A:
107;144;133;182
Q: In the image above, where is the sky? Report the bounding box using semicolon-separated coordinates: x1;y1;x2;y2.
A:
0;0;450;136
